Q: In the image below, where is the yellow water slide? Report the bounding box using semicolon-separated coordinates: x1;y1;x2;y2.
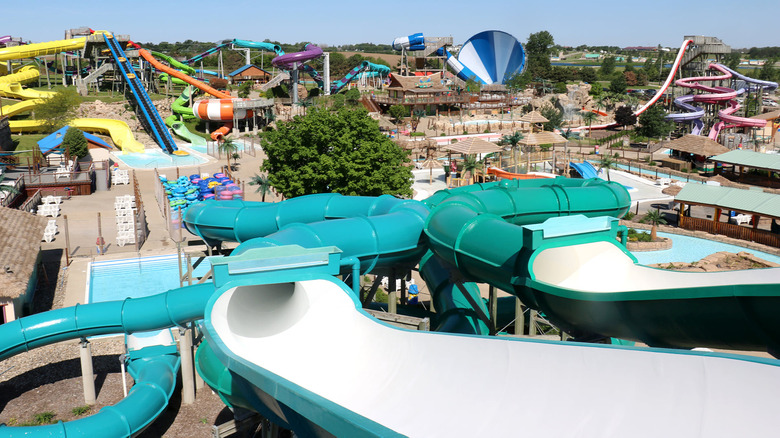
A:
9;119;145;153
0;36;88;62
0;66;52;117
1;31;144;152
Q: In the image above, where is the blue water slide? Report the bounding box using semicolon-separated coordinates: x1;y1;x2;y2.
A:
0;283;214;436
391;33;426;51
666;95;706;135
718;64;778;92
185;42;232;65
569;161;599;179
102;34;178;153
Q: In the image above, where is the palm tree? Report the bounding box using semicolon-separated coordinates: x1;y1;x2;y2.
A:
580;111;598;138
248;173;272;202
594;95;607;114
500;131;524;172
462;155;479;183
640;209;667;241
218;137;240;169
598;155;616;181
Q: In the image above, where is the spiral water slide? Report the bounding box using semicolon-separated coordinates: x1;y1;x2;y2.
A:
570;39;695;133
272;44;323;103
668;64;774;140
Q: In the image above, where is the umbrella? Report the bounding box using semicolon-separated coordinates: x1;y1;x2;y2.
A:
441;137;502;155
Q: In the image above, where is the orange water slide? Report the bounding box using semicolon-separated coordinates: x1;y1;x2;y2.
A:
487;167;554;180
138;49;236;140
138;49;229;99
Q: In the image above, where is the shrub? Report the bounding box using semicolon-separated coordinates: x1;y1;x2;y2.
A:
72;406;91;416
63;127;89;159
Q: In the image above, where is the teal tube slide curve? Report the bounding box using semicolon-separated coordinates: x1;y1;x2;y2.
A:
0;283;213;436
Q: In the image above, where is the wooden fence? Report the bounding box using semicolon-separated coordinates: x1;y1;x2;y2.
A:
681;216;780;248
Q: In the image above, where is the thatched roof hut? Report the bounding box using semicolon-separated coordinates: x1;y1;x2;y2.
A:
666;135;729;157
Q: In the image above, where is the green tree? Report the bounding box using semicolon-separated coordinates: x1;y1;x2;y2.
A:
261;107;413;198
580;111;598;137
218;137;240;169
540;105;563;132
525;31;554;80
388;104;408;130
637;105;674;138
579;67;598;83
237;81;253;98
248;173;272;202
640;209;667;240
62;127;88;159
597;155;616;181
615;106;637;130
725;52;742;70
599;56;616;79
609;74;627;94
34;88;81;133
589;82;603;95
344;88;361;106
465;77;482;93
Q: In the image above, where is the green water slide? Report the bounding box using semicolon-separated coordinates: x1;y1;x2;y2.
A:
150;50;196;85
164;86;207;147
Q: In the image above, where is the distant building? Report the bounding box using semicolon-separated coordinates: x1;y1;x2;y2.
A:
228;64;272;85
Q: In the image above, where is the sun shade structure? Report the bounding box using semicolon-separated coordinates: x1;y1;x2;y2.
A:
441;137;502;155
519;131;569;146
676;184;780;219
666;135;729;157
519;110;549;124
710;149;780;173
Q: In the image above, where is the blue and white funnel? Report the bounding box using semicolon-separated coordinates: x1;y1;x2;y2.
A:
392;33;426;51
446;30;526;85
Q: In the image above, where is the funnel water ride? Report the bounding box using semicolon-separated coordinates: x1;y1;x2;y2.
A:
437;30;526;85
5;179;780;436
271;43;323;103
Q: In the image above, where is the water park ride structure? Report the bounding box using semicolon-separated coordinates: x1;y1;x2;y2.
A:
3;178;780;436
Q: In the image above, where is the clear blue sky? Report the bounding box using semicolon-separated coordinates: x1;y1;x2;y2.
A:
3;0;779;49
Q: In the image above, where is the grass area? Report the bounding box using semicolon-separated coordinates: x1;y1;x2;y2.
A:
11;134;47;157
183;120;213;141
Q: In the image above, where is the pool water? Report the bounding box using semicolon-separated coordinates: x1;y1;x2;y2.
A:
113;148;207;169
630;232;780;266
89;254;212;303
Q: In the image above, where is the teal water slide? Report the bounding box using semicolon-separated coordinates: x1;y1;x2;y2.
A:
0;283;213;436
6;178;780;435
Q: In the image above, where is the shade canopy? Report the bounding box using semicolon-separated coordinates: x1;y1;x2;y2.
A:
519;111;549;124
666;135;729;157
442;137;502;155
519;131;569;146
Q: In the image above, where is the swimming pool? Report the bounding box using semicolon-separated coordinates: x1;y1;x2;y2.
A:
89;254;212;303
113;148;207;169
630;231;780;266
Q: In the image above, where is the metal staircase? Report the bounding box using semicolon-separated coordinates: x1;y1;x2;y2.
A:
75;62;114;95
260;72;289;92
